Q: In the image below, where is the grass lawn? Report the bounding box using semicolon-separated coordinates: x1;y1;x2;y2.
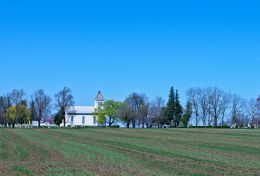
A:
0;128;260;176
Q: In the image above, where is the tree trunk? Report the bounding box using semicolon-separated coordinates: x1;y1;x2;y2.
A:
132;120;136;128
195;115;198;127
63;111;66;128
214;116;218;127
251;116;255;127
3;118;7;128
221;114;224;127
138;120;141;128
125;116;130;128
38;111;42;128
202;115;206;126
12;123;15;128
213;109;218;127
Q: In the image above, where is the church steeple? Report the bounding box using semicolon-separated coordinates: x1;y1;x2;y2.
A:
94;91;105;108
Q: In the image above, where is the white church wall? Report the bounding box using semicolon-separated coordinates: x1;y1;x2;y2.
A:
63;114;98;127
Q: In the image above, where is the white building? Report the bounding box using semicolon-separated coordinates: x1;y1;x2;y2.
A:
63;91;105;127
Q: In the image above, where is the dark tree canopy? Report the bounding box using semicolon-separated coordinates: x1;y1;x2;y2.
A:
54;110;63;126
182;101;192;127
165;87;176;126
165;87;183;127
175;90;183;127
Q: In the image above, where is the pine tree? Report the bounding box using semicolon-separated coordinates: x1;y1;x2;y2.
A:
166;87;176;126
54;110;63;126
175;89;183;127
30;100;37;122
182;101;192;127
0;97;4;125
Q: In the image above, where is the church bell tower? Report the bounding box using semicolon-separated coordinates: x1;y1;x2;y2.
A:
94;91;105;108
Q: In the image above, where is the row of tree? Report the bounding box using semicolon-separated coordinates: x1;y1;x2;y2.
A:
95;87;192;128
0;87;74;128
186;87;260;128
94;86;260;128
0;86;259;128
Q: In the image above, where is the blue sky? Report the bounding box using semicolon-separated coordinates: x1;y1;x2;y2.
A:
0;0;259;105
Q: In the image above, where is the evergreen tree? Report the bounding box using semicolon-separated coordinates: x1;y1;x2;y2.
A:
175;89;183;127
30;100;37;122
54;110;63;126
0;96;11;127
182;101;192;127
0;97;4;125
166;87;176;126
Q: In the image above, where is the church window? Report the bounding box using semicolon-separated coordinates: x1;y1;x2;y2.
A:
82;116;85;124
71;116;74;125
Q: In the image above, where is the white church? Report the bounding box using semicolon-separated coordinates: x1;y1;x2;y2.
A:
63;91;105;127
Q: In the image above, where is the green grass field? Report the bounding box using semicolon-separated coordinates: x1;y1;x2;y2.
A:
0;128;260;176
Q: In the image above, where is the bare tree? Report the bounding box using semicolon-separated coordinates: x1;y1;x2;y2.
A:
187;86;231;127
187;88;201;126
55;87;74;127
246;98;258;127
0;97;4;125
207;104;213;126
256;96;260;126
219;92;230;127
209;87;223;127
237;112;250;127
230;94;244;125
148;97;165;128
8;89;25;107
31;89;52;128
199;88;209;126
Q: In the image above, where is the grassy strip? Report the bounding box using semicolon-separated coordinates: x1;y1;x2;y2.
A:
0;128;260;176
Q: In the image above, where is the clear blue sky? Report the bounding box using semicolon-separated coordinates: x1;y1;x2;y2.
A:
0;0;259;105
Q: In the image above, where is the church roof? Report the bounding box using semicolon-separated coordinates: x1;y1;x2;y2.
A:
95;91;104;101
67;106;95;114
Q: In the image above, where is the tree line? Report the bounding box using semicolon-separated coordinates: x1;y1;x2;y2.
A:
96;87;260;128
0;87;74;128
0;86;259;128
186;87;260;128
94;87;190;128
